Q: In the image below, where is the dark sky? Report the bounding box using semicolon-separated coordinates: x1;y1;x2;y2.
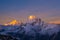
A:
0;0;60;24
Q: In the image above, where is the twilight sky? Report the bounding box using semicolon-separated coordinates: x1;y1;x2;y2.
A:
0;0;60;24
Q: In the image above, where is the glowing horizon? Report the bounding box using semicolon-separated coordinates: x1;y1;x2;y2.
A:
0;0;60;24
0;15;60;24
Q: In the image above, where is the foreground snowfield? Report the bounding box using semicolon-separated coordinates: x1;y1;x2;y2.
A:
0;19;60;40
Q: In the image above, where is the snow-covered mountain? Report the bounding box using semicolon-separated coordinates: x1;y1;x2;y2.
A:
0;18;60;40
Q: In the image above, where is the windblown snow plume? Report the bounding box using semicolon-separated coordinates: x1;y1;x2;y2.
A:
0;18;60;40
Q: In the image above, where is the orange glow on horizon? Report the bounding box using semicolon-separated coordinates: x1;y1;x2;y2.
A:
4;24;8;26
9;20;18;25
49;21;60;24
4;20;20;26
3;16;60;25
28;15;36;20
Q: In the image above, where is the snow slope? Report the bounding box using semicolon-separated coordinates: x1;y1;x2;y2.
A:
0;18;60;40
